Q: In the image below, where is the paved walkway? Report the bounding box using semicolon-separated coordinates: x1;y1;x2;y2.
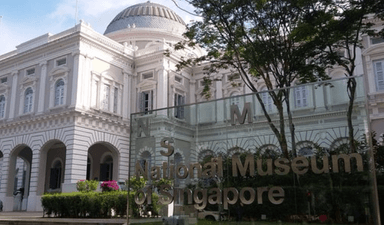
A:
0;211;162;224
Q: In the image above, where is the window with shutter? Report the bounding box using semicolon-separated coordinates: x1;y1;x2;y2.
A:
113;87;118;113
102;84;110;111
295;86;308;108
24;88;33;113
230;92;240;106
261;88;273;112
0;95;5;118
139;90;153;114
174;93;185;119
374;60;384;91
55;79;65;106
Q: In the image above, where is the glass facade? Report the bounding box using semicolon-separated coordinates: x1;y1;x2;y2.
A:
129;76;381;224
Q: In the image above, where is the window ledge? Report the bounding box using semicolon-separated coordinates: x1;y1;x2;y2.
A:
49;105;66;110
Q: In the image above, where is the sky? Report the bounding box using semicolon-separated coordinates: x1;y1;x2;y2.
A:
0;0;199;55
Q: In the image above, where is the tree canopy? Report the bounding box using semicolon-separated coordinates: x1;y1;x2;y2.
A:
169;0;381;158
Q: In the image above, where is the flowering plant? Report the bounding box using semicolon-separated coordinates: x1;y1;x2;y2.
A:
100;180;119;192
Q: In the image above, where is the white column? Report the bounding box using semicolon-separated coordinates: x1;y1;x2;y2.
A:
122;71;130;120
132;73;137;114
8;71;18;120
70;51;85;109
26;148;43;211
70;52;80;108
0;152;13;211
189;80;196;103
157;67;168;109
37;61;47;114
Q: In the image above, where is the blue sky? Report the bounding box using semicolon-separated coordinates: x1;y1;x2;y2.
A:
0;0;198;55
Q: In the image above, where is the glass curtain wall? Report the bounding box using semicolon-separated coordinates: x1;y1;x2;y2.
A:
129;76;380;224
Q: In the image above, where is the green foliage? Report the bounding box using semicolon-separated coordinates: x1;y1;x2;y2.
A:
41;191;161;218
129;176;147;191
42;192;128;218
76;180;98;192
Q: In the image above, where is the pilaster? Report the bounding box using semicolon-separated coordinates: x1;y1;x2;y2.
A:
37;61;47;114
123;71;131;120
8;71;18;120
157;66;168;109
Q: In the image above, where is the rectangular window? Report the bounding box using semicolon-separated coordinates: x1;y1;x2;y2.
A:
102;84;110;111
113;87;118;113
371;37;384;45
374;60;384;91
0;77;7;84
228;74;240;81
142;72;153;80
175;75;183;83
0;96;5;118
295;86;308;108
262;91;273;112
56;58;67;66
174;93;185;119
26;68;35;76
139;90;153;114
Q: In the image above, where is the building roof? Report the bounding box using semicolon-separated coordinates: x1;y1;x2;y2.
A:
104;1;186;35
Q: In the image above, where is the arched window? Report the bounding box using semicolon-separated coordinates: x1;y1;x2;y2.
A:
261;87;273;112
297;141;315;157
49;160;62;189
24;88;33;113
0;95;5;118
100;155;113;181
55;79;65;106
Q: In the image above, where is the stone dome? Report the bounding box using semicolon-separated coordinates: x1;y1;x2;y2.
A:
104;1;186;35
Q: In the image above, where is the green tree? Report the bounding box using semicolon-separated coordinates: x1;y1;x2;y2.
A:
168;0;332;158
296;0;379;153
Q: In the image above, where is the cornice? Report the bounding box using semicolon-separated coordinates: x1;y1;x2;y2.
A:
0;108;130;138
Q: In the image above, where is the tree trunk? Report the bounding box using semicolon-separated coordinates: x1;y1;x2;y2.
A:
347;78;357;153
285;89;297;157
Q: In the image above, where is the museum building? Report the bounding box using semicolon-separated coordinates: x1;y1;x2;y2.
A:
0;1;383;213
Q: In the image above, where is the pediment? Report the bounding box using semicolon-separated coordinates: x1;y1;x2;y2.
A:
21;76;38;84
137;79;157;88
49;66;70;76
362;44;384;56
171;82;187;93
0;83;10;92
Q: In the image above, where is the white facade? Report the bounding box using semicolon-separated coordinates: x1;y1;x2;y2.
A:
0;1;383;212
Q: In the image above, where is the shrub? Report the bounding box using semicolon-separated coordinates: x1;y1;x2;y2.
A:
76;180;99;192
42;191;131;218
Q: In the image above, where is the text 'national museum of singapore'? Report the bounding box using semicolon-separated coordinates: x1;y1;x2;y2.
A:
0;1;383;224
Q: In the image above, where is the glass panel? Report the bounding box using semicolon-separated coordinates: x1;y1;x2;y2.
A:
129;76;380;225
